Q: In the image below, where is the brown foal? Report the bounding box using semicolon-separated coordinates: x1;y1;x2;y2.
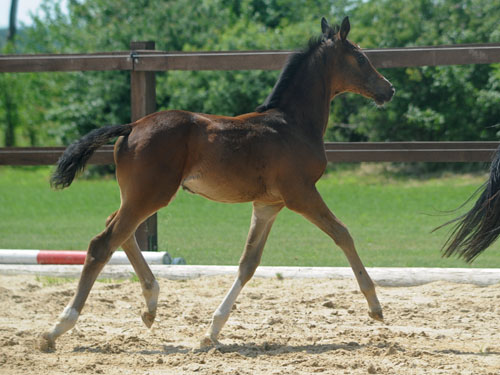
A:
40;16;394;351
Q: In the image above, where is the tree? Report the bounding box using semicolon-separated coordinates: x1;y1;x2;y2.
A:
341;0;500;143
2;0;499;153
18;0;346;142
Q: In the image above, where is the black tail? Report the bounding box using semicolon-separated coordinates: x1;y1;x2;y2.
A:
51;124;132;189
438;145;500;262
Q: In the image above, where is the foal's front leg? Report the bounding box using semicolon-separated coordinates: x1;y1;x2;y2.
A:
200;202;283;348
285;186;383;321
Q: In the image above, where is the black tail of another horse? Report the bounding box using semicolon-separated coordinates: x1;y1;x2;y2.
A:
51;124;132;190
439;145;500;262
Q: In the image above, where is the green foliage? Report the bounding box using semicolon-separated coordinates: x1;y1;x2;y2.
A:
0;29;7;49
0;37;72;146
340;0;500;144
1;0;499;152
0;69;64;146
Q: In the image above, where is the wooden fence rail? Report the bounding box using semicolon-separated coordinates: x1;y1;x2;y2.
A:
2;142;499;165
1;44;500;72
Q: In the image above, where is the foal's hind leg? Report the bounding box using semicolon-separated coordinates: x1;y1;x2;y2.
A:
120;231;159;328
285;186;383;321
104;210;160;328
39;206;148;351
201;202;283;348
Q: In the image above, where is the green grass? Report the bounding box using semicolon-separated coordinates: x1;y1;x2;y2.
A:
35;276;75;286
34;275;134;286
1;165;499;268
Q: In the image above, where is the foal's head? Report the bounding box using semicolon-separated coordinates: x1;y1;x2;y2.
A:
321;17;395;105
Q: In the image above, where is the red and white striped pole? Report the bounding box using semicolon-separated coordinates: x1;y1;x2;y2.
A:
0;249;172;265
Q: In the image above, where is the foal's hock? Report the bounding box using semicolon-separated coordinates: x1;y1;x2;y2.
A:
40;16;394;351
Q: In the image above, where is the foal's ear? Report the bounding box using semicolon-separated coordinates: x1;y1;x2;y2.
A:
321;17;336;40
340;16;350;41
321;17;330;35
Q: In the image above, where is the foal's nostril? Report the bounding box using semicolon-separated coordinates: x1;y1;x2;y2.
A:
389;85;396;96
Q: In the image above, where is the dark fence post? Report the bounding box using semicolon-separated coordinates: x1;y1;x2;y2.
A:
130;41;158;251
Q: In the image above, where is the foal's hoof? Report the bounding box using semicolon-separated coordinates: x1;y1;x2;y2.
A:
39;333;55;352
141;311;156;328
368;309;384;322
199;335;220;349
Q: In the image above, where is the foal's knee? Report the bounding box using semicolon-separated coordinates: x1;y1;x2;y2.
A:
238;255;260;285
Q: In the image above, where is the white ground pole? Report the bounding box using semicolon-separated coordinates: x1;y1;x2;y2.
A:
0;264;499;287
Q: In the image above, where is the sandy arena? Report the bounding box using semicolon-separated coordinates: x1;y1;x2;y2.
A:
0;273;499;374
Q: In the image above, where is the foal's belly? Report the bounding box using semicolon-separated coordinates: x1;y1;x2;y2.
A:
181;169;270;203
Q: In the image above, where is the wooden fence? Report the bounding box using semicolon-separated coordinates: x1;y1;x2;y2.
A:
1;42;500;251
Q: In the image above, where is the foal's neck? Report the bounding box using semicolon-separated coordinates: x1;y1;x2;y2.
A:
279;58;334;140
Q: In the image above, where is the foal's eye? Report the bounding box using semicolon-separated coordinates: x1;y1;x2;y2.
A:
356;54;366;65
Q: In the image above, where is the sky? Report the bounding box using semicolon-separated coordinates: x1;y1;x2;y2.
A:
0;0;67;29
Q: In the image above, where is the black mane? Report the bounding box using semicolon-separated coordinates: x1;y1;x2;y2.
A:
255;36;325;113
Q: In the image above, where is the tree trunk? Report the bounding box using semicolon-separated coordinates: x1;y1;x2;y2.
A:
7;0;18;41
3;86;17;147
3;0;19;146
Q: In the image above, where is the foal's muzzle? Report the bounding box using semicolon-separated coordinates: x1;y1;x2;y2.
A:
374;84;395;106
